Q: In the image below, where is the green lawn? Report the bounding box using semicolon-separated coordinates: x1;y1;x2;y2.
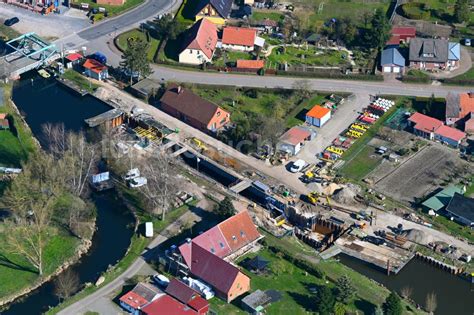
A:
115;29;160;60
250;11;285;22
267;46;349;67
70;0;145;16
431;215;474;244
451;67;474;81
213;50;254;67
0;84;36;167
286;94;328;127
175;0;197;27
407;69;430;79
62;70;99;94
0;229;79;299
307;0;391;28
399;0;474;23
339;145;383;181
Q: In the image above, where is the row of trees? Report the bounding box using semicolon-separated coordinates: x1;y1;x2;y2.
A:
1;125;98;276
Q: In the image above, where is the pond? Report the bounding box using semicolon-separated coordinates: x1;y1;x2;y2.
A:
2;73;135;314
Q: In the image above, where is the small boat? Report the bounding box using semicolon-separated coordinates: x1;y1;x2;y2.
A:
38;69;51;79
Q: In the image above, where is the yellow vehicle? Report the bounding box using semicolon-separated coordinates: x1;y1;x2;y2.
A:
326;146;344;156
346;130;363;138
306;192;319;205
350;123;368;132
192;138;208;151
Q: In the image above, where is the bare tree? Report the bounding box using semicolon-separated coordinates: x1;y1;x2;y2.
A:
54;269;80;302
400;286;413;300
292;79;313;100
139;152;181;220
425;292;437;314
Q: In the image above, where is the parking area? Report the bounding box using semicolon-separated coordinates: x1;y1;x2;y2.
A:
0;4;89;39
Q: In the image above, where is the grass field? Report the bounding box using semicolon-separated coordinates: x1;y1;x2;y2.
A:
251;11;285;22
400;0;474;23
0;228;79;299
267;46;349;67
175;0;197;27
0;84;36;167
62;70;99;94
286;94;328;127
451;67;474;81
115;29;160;61
70;0;144;16
339;145;383;181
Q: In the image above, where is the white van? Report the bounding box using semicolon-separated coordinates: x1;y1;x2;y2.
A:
145;222;153;238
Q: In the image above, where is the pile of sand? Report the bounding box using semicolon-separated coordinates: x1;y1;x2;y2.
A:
332;184;361;205
404;229;433;244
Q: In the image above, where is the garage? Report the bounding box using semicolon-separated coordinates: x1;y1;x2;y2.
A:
381;48;405;74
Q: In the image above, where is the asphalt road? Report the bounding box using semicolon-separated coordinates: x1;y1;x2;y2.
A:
151;65;473;98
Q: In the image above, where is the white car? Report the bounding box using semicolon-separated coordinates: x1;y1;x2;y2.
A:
123;168;140;181
152;274;170;287
129;177;147;188
290;159;306;173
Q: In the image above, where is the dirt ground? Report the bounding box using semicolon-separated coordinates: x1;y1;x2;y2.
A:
370;140;472;204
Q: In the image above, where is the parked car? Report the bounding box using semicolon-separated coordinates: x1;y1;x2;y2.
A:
182;277;215;300
152;274;170;287
4;17;19;26
464;38;471;46
145;222;153;238
289;159;306;173
123;168;140;181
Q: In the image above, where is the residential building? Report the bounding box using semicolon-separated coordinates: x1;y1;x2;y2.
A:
306;105;331;127
82;59;108;81
421;186;465;213
381;47;405;73
408;112;443;140
409;38;460;71
179;19;218;65
445;92;474;129
187;242;251;302
174;211;261;302
445;193;474;226
236;59;265;70
119;282;163;315
194;0;233;25
165;279;209;314
159;84;230;133
387;26;416;45
142;294;205;315
277;126;314;156
433;125;466;148
221;27;264;52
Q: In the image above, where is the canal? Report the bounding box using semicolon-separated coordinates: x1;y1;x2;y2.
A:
180;147;474;315
3;74;135;314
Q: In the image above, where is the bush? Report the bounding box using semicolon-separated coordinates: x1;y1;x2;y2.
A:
400;3;431;20
401;75;431;84
276;70;383;81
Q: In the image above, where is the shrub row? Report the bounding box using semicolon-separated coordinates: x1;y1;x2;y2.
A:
441;78;474;86
401;75;431;84
276;70;384;81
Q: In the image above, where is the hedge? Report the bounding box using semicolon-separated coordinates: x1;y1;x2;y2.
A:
401;75;432;84
275;70;384;81
441;78;474;86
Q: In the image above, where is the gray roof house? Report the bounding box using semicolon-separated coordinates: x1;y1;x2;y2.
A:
195;0;233;18
381;47;405;73
445;193;474;226
409;38;460;70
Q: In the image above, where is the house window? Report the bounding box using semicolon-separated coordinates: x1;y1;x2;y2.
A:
210;247;215;253
216;111;221;117
232;235;237;241
219;242;225;248
240;230;245;237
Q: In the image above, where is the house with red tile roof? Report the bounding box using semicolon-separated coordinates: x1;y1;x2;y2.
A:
119;282;163;315
160;84;230;133
446;92;474;130
236;59;265;70
188;243;250;302
82;58;108;81
221;27;264;52
306;105;331;127
408;112;443;140
277;126;314;156
175;211;260;302
408;112;466;147
179;18;218;65
142;294;204;315
387;26;416;45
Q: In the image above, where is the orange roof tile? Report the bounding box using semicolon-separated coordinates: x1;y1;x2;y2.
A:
119;291;149;310
183;18;218;60
460;93;474;118
306;105;331;119
236;59;265;69
408;112;443;133
218;211;261;252
222;27;256;47
83;59;107;74
435;125;466;142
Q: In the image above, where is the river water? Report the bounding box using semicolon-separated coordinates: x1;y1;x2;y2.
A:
2;74;135;314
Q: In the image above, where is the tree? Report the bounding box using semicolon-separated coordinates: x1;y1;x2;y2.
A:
335;275;355;304
54;269;80;302
152;14;184;40
383;292;403;315
453;0;469;23
400;286;413;300
425;292;437;314
139;153;181;220
215;196;236;218
373;305;384;315
333;302;346;315
365;10;391;49
314;286;335;315
120;38;152;85
292;79;313;100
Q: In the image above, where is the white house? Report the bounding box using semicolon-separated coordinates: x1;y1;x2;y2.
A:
179;18;218;65
221;27;264;52
305;105;331;127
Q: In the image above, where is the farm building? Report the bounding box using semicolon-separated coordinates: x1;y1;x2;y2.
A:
381;47;405;73
434;125;466;148
408;112;443;140
306;105;331;127
277;126;315;156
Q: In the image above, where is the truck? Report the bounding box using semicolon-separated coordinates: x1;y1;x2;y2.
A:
145;222;153;238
